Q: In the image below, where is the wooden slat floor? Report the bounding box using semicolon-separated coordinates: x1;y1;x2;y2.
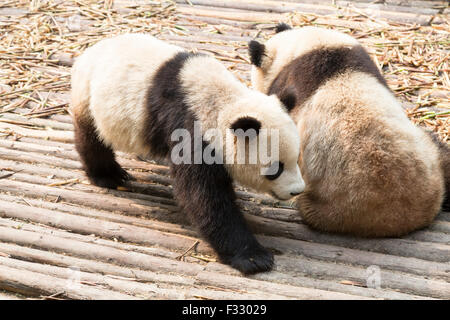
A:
0;0;448;300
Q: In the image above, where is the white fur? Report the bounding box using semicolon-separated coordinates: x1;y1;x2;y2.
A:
72;34;183;156
301;71;440;175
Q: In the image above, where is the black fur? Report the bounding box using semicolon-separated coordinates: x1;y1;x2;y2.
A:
73;115;132;189
248;40;266;68
231;117;262;133
278;86;297;111
143;52;273;274
268;45;389;110
426;130;450;211
275;23;292;33
143;52;197;158
264;161;284;181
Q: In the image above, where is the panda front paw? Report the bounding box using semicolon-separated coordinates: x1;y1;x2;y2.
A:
224;244;274;275
88;165;133;189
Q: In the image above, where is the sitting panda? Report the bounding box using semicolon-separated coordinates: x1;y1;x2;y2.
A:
71;34;305;274
248;24;449;237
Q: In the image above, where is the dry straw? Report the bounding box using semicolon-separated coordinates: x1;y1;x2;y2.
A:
0;0;448;142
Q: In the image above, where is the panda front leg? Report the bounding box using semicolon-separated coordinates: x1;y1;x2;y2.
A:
170;162;274;274
73;112;132;189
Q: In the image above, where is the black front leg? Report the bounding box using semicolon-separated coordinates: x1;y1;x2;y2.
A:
170;162;274;274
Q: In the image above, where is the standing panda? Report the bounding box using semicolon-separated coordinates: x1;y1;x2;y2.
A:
71;34;305;274
248;24;448;237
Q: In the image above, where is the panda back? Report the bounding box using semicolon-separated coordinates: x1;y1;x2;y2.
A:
74;34;183;155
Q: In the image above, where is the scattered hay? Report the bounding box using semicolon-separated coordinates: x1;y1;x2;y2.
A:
287;9;449;142
0;0;448;142
0;0;176;116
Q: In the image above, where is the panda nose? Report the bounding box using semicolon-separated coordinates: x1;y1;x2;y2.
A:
290;191;301;196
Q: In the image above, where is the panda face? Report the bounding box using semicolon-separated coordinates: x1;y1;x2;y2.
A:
220;92;305;200
177;55;305;200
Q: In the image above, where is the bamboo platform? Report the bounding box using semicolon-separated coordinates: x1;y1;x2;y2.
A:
0;0;449;300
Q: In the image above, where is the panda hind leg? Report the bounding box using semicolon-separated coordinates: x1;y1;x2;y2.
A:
73;111;132;189
425;130;450;211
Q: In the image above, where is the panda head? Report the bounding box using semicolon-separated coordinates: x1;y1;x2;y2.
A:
215;91;305;200
248;24;359;98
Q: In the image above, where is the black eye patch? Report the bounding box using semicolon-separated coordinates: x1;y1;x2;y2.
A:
263;161;284;180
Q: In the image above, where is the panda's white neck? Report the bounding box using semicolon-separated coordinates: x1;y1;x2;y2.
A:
180;55;248;131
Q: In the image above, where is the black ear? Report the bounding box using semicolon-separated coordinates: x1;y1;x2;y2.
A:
248;40;265;67
275;23;292;33
231;117;262;134
279;88;297;111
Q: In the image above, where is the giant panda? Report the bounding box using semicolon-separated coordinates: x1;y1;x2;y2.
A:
71;33;305;274
248;24;448;237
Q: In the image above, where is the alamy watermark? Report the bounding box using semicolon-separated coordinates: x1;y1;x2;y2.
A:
365;3;383;20
66;266;81;291
366;265;381;289
170;121;281;175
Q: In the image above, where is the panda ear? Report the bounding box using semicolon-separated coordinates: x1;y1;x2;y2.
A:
230;117;262;135
279;87;297;111
248;40;266;67
275;23;292;33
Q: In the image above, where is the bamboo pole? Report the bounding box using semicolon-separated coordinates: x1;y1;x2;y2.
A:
0;264;137;300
